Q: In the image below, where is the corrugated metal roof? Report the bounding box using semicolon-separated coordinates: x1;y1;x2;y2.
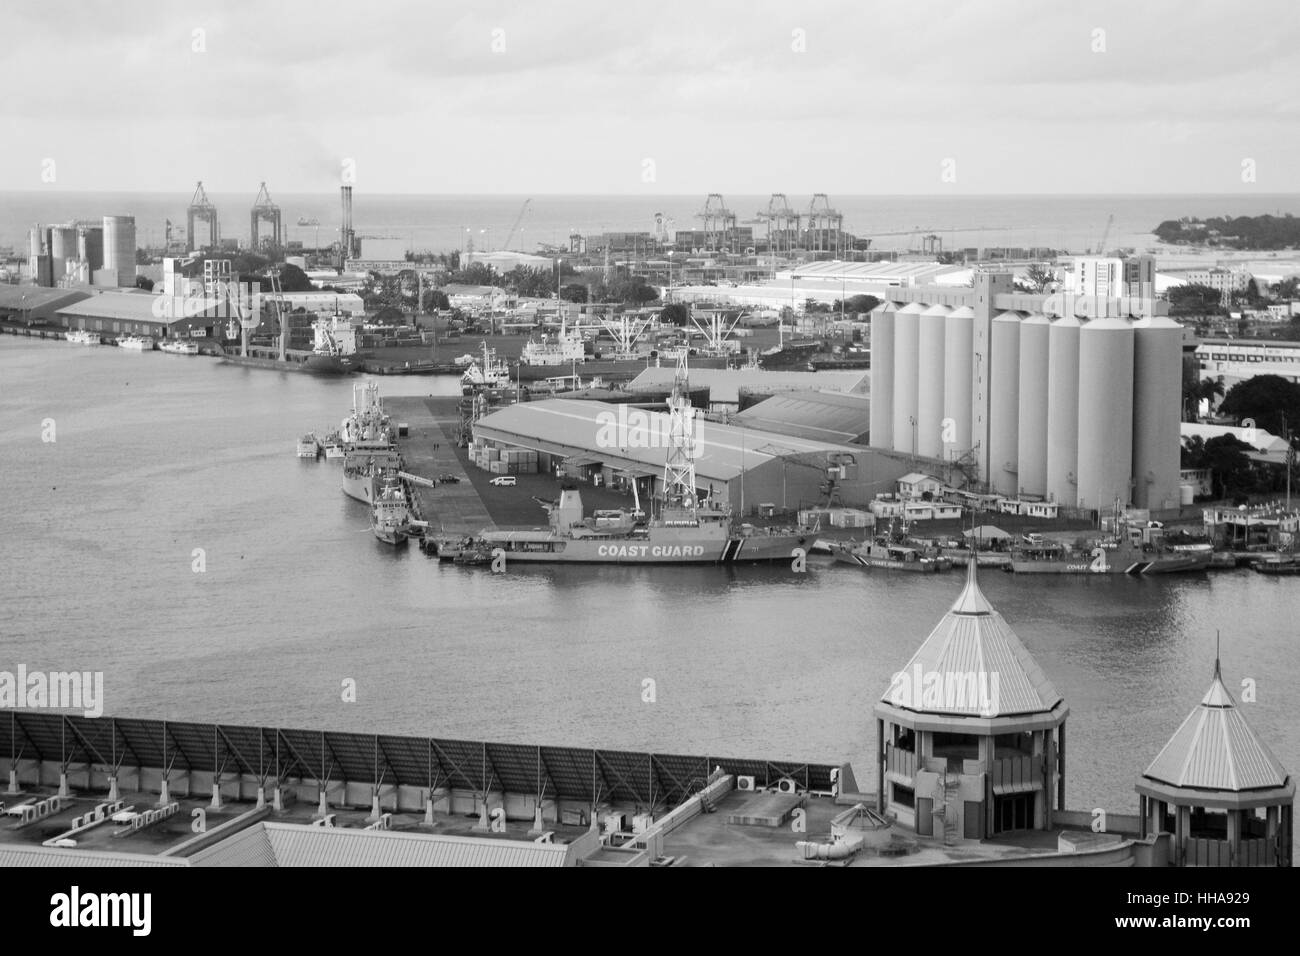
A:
57;291;163;322
261;823;573;867
187;823;277;867
1141;665;1291;792
0;845;188;867
733;390;870;444
882;561;1064;718
0;285;93;312
630;367;868;404
475;400;864;481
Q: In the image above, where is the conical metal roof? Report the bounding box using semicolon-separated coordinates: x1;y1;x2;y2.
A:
1142;661;1291;792
881;560;1063;718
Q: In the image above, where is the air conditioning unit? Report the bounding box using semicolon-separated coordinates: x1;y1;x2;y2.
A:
737;776;756;791
776;777;797;795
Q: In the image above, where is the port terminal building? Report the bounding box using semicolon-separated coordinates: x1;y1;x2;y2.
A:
869;264;1183;514
471;398;923;514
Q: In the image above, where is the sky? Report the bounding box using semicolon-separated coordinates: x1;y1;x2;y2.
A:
2;0;1297;195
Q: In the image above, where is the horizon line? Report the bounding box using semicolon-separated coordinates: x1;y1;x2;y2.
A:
2;189;1298;198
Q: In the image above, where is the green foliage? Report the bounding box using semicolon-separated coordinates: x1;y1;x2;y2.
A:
1154;214;1300;250
560;283;588;304
134;275;154;292
274;263;315;292
422;288;450;311
1219;375;1300;439
1167;283;1227;317
660;303;689;326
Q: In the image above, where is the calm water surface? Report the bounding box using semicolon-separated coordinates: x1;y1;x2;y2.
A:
1;337;1297;841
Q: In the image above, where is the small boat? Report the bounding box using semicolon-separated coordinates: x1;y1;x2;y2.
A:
322;432;345;460
1253;556;1300;576
65;329;100;345
832;538;953;572
118;335;154;351
296;433;321;459
159;339;200;355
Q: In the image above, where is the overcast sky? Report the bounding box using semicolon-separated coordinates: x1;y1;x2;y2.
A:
2;0;1296;194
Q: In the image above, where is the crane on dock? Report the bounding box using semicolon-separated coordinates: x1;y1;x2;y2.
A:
502;198;532;251
1092;213;1114;255
249;182;283;251
696;194;737;254
187;181;219;251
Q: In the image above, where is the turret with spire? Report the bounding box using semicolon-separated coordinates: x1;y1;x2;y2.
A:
1136;650;1294;866
874;557;1069;841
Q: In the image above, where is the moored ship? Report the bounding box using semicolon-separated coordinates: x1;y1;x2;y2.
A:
297;433;321;459
159;339;200;355
831;538;953;572
118;335;154;351
65;329;100;345
1008;538;1213;574
442;488;811;564
370;472;410;545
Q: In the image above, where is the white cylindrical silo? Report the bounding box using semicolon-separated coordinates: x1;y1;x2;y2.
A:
1016;312;1051;497
102;215;137;288
869;303;896;449
1131;315;1183;512
1076;317;1135;513
1045;314;1081;508
50;225;77;281
28;224;44;261
943;305;975;459
892;302;923;455
987;311;1021;496
916;304;950;459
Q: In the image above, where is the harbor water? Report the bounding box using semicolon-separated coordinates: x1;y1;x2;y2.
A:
1;337;1297;846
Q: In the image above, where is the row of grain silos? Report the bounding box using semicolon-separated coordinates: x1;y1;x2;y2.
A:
870;301;1183;512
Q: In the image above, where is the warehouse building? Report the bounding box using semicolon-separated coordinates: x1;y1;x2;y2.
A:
870;262;1183;513
472;399;917;514
629;367;867;411
0;285;93;324
732;389;870;444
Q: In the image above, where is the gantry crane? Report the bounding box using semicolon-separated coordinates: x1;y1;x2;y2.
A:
696;194;737;254
250;182;283;252
187;181;219;251
804;194;843;258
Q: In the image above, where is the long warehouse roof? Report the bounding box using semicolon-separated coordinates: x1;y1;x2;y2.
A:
0;285;93;312
57;290;166;321
475;399;862;481
732;389;870;444
629;367;867;404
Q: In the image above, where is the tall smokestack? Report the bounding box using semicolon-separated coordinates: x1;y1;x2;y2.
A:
340;185;354;260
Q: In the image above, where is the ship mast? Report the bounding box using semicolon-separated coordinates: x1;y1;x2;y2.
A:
661;351;698;522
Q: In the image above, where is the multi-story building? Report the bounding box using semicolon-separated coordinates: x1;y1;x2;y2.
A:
1067;254;1156;299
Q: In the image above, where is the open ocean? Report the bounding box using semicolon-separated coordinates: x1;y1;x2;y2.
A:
4;192;1300;257
0;336;1296;857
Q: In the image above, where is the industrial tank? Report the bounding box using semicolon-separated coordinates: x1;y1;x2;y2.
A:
102;215;137;288
916;304;950;459
1131;316;1183;512
50;225;78;282
987;311;1021;496
1076;316;1135;512
868;303;896;448
891;302;923;455
78;225;104;271
1045;313;1081;508
1015;312;1051;497
943;305;975;459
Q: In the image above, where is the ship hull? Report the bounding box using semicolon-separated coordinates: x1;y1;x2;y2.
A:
372;525;409;545
832;550;952;572
514;355;730;382
466;529;812;564
1010;551;1212;574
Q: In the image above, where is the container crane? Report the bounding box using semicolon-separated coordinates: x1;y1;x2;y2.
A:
187;181;219;251
250;182;283;252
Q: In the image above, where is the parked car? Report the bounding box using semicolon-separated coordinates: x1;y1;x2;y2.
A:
438;474;461;484
489;476;516;487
